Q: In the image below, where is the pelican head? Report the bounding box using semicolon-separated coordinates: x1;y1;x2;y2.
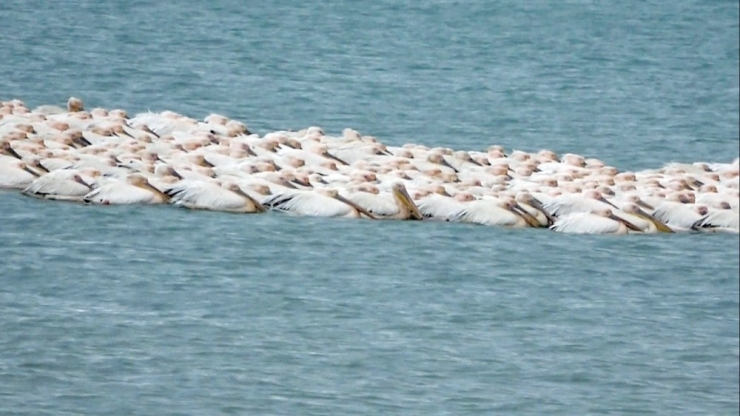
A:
1;140;23;159
13;161;40;177
22;157;50;173
156;165;184;180
454;192;476;202
623;194;654;211
453;150;480;166
391;183;423;220
127;174;167;199
67;97;84;112
510;150;531;162
583;189;618;209
427;153;457;173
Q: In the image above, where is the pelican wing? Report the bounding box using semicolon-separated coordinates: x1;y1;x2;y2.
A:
84;182;157;205
451;200;520;226
543;194;611;217
652;203;702;230
22;171;90;199
345;192;399;216
416;194;466;220
167;181;246;211
264;191;351;217
550;213;622;234
693;210;740;232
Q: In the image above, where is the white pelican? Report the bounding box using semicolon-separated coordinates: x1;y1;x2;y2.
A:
263;188;377;219
0;161;40;189
692;209;739;233
83;174;169;205
450;197;540;228
543;189;618;217
1;140;24;160
651;200;708;231
22;170;93;201
551;209;642;234
166;181;266;213
416;192;475;220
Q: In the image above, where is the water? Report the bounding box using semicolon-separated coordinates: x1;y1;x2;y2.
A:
1;0;738;414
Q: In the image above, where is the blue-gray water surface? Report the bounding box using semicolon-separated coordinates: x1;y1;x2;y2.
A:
1;0;739;414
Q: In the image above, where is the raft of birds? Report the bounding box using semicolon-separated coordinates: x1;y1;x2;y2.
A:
1;97;738;235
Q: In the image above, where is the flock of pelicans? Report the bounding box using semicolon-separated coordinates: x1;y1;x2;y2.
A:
1;97;738;235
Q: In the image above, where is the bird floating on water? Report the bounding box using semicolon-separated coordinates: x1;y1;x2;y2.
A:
1;97;738;235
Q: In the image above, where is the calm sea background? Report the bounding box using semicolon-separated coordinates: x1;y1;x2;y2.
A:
1;0;738;414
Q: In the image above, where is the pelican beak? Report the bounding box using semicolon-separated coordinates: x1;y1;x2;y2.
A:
334;194;378;220
171;169;184;180
4;146;23;160
23;166;40;177
636;199;654;211
468;158;482;167
526;197;558;226
438;158;458;173
200;158;215;168
393;185;424;220
142;182;169;200
375;149;392;156
631;206;674;233
76;136;92;147
291;178;312;188
281;180;297;189
609;213;642;232
118;127;135;138
75;176;92;189
690;179;704;189
323;151;349;166
510;203;541;227
234;188;267;213
598;196;620;210
37;163;50;173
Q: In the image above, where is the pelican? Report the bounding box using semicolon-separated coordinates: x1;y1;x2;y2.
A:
83;174;169;205
451;197;540;228
416;192;475;220
22;170;93;201
166;181;266;213
543;189;618;216
551;209;642;234
692;209;740;233
263;188;377;219
2;96;739;238
0;161;40;189
651;200;708;231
